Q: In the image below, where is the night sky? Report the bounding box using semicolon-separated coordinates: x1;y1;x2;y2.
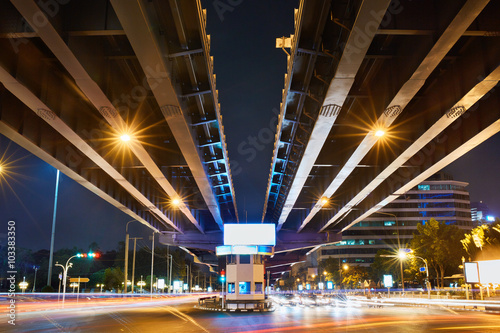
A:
1;0;500;252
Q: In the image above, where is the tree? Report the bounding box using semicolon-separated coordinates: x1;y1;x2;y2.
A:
342;266;370;289
90;269;106;289
104;267;124;291
411;219;465;288
461;219;500;260
319;257;341;284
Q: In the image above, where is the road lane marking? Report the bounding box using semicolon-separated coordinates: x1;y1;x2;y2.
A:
234;320;428;332
438;305;459;315
107;311;136;332
432;325;500;330
161;305;210;332
42;314;65;331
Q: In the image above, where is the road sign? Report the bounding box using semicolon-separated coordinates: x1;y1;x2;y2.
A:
69;277;89;283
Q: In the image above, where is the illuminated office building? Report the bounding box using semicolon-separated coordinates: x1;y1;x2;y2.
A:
319;173;473;267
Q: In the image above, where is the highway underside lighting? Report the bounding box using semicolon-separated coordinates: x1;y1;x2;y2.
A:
120;134;131;142
375;130;385;137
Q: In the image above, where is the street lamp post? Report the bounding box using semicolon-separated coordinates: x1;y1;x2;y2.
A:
55;254;77;307
138;275;146;293
151;231;156;299
397;250;406;293
380;252;406;293
374;211;404;291
411;253;430;299
47;169;60;287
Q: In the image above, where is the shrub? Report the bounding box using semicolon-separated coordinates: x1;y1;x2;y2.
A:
41;285;55;292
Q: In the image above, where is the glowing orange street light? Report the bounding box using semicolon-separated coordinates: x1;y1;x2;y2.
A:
320;197;329;205
120;134;131;142
375;129;385;137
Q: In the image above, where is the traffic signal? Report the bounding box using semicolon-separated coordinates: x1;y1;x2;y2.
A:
76;252;100;258
220;269;225;282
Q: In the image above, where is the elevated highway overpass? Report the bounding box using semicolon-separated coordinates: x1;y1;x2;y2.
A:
1;0;500;277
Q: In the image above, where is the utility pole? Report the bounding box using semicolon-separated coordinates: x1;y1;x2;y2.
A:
186;264;190;293
169;254;172;293
130;237;142;294
150;231;155;298
124;232;129;294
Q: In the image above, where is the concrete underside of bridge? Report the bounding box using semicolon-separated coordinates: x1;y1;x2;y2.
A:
159;229;342;253
263;0;500;238
0;0;237;235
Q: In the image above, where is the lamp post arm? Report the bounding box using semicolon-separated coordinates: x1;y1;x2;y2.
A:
413;255;429;278
126;220;139;233
65;255;78;269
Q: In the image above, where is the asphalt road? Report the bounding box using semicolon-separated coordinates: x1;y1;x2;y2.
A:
5;297;500;332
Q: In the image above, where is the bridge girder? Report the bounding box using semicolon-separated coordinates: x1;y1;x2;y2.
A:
0;0;237;234
263;0;500;237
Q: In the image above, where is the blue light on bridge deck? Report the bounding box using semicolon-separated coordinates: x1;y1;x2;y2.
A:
224;223;276;246
216;245;232;255
257;245;274;255
486;215;495;221
233;245;258;254
216;245;275;255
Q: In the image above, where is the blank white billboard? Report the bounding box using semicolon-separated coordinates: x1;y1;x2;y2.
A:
478;259;500;284
465;260;500;284
464;262;479;284
223;223;276;246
